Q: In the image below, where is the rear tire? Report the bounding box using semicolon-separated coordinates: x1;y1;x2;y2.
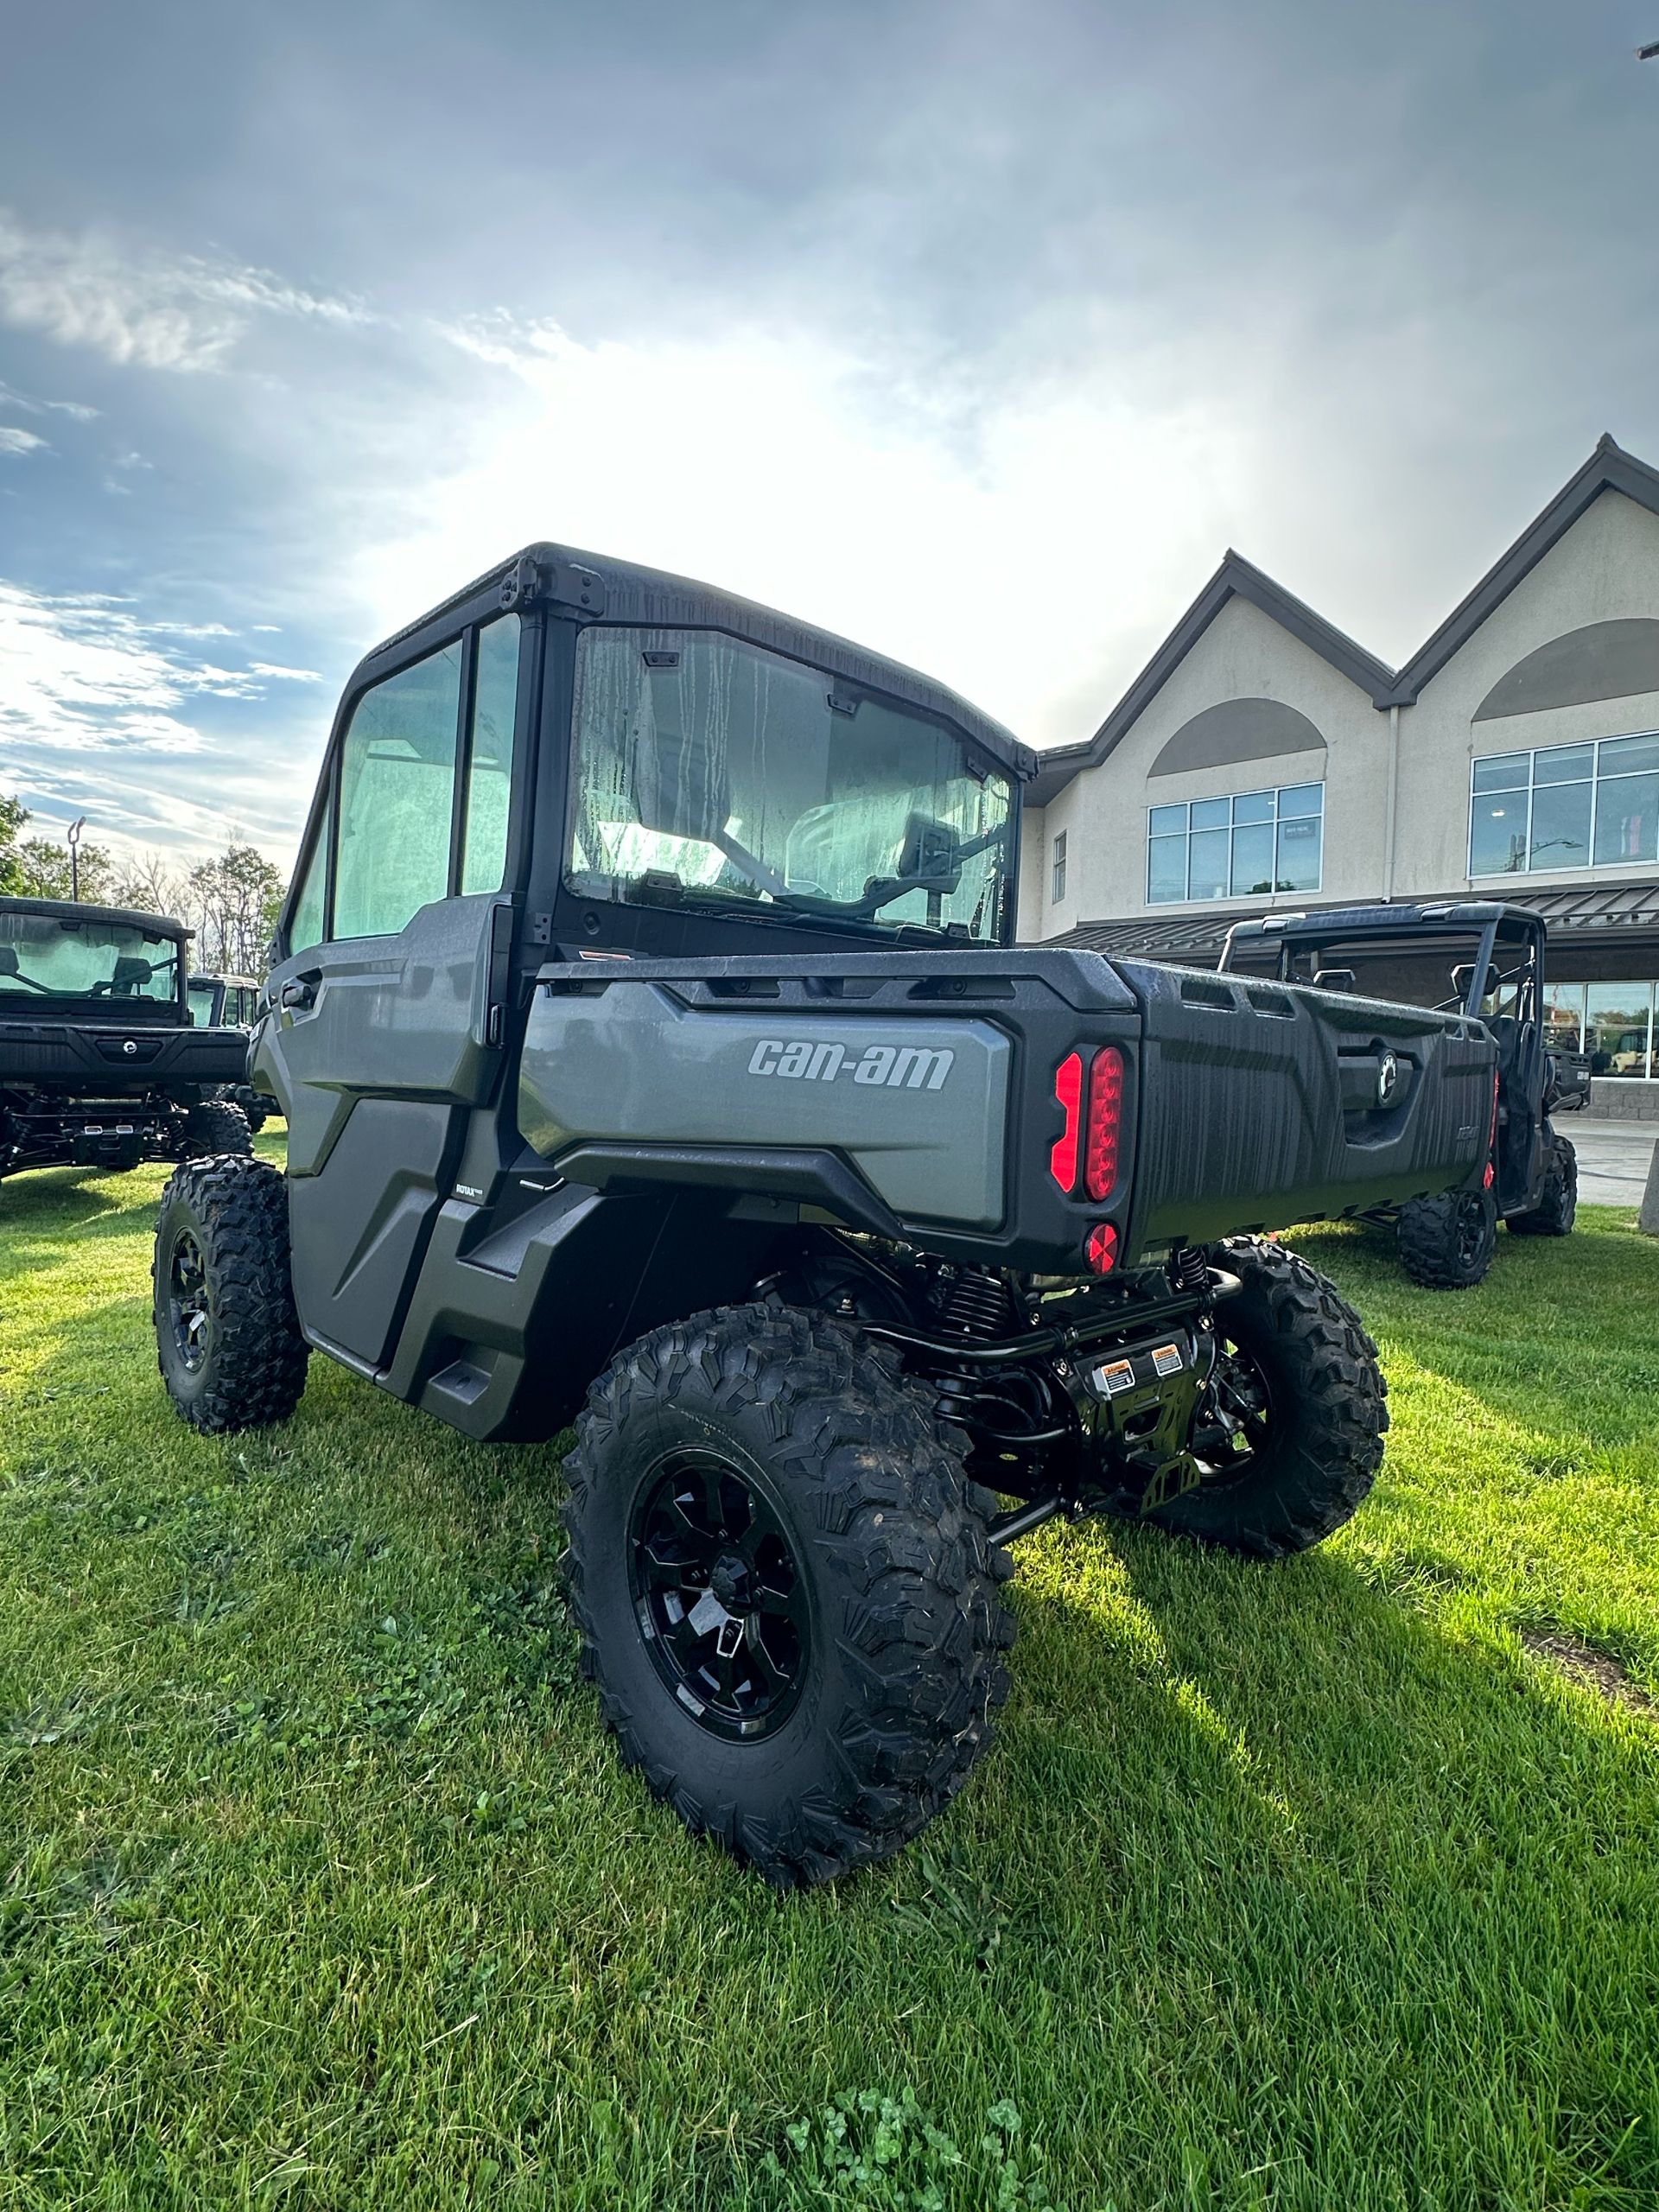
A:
1507;1133;1577;1237
1143;1238;1388;1560
560;1303;1016;1887
180;1097;253;1159
1396;1186;1497;1289
154;1156;308;1433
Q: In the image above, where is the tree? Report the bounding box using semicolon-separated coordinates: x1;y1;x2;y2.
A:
0;792;27;894
184;844;284;977
111;850;192;923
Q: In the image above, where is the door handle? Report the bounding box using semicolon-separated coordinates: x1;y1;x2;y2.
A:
279;977;318;1012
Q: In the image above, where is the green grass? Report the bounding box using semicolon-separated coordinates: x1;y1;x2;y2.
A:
2;1145;1656;2209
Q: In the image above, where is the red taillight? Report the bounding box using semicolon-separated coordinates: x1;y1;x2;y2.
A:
1086;1223;1118;1274
1084;1046;1123;1201
1050;1052;1083;1191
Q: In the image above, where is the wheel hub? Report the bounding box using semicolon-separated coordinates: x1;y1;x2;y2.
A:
167;1228;210;1374
628;1452;808;1741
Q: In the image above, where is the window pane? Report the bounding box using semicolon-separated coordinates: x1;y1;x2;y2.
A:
1147;835;1186;904
1188;828;1230;899
1528;777;1592;869
1473;753;1529;794
1592;772;1659;867
288;833;327;956
1230;820;1275;894
334;642;463;941
1189;797;1230;831
569;631;1011;938
1469;790;1529;874
1147;803;1186;837
1543;982;1586;1053
1599;732;1659;779
1275;812;1323;893
1586;982;1654;1078
1230;790;1274;824
461;614;520;896
1277;782;1324;817
1533;743;1592;785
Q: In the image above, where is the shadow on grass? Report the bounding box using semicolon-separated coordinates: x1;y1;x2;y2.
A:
990;1512;1659;2204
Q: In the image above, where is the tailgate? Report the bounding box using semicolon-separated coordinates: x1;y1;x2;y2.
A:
1118;960;1497;1251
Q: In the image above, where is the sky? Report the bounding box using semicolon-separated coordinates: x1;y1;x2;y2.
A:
1;0;1657;874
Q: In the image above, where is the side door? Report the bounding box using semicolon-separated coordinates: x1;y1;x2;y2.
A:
258;612;529;1369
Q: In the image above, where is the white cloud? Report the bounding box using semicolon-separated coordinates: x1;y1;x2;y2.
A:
0;206;371;373
414;314;1254;747
248;662;322;681
0;424;48;456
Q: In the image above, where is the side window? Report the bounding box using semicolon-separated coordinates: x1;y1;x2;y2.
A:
288;833;327;957
333;641;464;941
461;613;520;895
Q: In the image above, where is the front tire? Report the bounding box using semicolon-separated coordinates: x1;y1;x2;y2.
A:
1142;1238;1388;1560
154;1156;308;1433
561;1303;1016;1887
1396;1185;1497;1289
1507;1133;1577;1237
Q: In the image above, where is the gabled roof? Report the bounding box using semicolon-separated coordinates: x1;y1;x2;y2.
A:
1027;435;1659;808
1027;550;1395;806
1381;434;1659;705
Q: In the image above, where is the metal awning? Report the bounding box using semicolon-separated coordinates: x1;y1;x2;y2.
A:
1041;879;1659;974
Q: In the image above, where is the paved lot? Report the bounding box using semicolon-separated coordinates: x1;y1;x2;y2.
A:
1558;1116;1659;1207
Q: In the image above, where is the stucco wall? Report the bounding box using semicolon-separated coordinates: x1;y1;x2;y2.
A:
1391;489;1659;898
1022;485;1659;940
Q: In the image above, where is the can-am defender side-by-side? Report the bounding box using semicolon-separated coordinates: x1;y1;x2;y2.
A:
151;548;1497;1885
1220;903;1576;1288
188;971;279;1131
0;899;254;1183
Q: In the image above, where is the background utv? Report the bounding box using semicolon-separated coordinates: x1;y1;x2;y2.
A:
153;546;1497;1885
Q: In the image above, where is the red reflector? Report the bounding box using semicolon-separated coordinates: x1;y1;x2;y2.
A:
1483;1069;1498;1191
1086;1223;1118;1274
1050;1052;1083;1192
1084;1046;1123;1201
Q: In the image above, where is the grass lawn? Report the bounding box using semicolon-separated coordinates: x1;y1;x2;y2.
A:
2;1140;1656;2209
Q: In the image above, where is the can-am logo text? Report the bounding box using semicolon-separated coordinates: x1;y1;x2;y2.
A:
747;1038;955;1091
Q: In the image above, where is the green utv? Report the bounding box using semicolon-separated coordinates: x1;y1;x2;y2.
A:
152;549;1497;1885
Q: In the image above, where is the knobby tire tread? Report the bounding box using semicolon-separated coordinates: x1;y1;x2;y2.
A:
560;1302;1015;1888
1147;1236;1389;1560
154;1155;308;1433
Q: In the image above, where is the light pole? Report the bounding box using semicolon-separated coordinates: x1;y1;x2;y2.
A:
67;817;86;902
1640;40;1659;59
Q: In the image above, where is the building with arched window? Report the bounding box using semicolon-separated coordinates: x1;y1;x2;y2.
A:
1020;435;1659;1116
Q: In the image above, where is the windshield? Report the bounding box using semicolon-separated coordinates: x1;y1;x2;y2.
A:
188;980;219;1027
567;629;1013;938
0;912;181;1007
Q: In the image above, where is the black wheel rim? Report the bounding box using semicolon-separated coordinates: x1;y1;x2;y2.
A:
167;1227;211;1374
627;1449;809;1741
1455;1193;1491;1268
1191;1333;1275;1487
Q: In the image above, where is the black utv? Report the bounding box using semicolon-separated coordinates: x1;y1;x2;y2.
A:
0;898;254;1183
151;548;1497;1885
1221;902;1576;1287
188;970;278;1131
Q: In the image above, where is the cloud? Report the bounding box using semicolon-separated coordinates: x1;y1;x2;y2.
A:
0;206;371;372
248;661;322;681
0;424;47;455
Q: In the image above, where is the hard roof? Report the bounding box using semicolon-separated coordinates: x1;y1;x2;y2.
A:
358;542;1038;784
0;895;189;939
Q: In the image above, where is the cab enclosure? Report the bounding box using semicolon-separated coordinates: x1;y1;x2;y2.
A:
250;545;1493;1467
